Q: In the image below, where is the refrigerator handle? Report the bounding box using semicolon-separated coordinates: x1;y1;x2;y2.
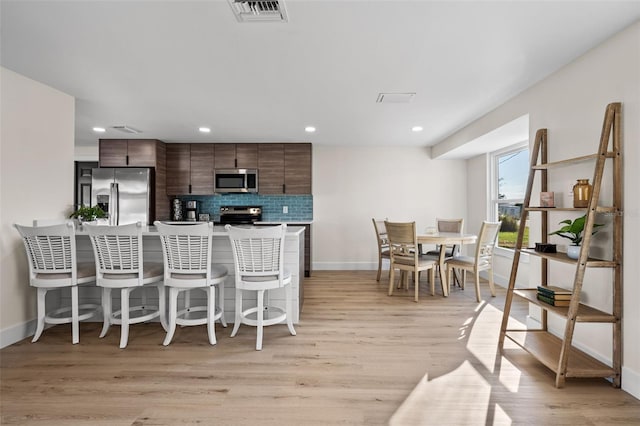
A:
110;182;119;226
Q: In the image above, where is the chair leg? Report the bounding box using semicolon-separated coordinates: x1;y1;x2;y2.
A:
71;285;80;344
388;267;395;296
488;268;496;297
256;289;265;351
99;287;112;338
474;270;481;303
32;288;47;343
163;287;179;346
285;284;296;336
119;288;130;349
207;286;217;346
376;253;382;282
218;282;227;328
158;283;167;332
430;268;435;296
230;288;242;338
414;270;419;302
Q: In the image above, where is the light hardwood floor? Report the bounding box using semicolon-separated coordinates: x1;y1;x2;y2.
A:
1;271;638;425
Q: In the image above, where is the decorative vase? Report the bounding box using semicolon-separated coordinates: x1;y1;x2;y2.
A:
573;179;592;208
567;245;581;259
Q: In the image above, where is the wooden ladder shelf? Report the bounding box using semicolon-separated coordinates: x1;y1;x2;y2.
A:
498;102;622;388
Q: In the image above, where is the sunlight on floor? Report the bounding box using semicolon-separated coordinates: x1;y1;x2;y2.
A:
390;301;531;424
389;361;502;426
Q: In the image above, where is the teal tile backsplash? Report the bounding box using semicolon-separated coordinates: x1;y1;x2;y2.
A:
176;194;313;222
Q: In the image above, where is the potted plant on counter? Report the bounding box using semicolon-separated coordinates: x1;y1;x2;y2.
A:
69;205;107;223
549;214;603;259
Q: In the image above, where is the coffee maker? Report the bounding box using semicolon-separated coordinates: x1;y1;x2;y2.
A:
185;200;198;222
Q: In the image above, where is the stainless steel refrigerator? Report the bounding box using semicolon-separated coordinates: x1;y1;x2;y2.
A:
91;168;151;225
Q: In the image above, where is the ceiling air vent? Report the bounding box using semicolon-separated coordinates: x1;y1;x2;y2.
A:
111;125;142;134
376;93;416;103
229;0;288;23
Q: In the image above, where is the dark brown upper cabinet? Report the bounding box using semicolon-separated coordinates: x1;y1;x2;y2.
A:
99;139;158;167
214;144;258;169
284;143;312;194
257;143;312;195
166;143;214;195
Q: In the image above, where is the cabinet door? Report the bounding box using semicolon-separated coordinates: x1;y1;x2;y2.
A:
127;139;157;166
236;144;258;168
190;144;215;194
214;144;236;169
166;144;191;195
284;143;312;194
99;139;128;167
258;144;285;194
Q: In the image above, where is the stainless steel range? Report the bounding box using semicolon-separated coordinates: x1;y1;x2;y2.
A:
218;206;262;225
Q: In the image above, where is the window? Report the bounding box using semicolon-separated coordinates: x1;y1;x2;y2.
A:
491;144;529;249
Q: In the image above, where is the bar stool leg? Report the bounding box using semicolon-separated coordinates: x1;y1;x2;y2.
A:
100;287;112;338
230;288;242;338
207;286;217;345
71;286;80;344
256;289;265;351
32;288;47;343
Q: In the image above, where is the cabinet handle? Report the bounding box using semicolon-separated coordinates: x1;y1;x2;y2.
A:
235;158;237;168
282;184;286;194
189;184;192;194
126;155;129;166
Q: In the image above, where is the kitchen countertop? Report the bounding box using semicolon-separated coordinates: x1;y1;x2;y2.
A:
256;221;313;225
76;223;305;236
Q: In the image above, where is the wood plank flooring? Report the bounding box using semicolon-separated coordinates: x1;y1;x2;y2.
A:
1;271;638;425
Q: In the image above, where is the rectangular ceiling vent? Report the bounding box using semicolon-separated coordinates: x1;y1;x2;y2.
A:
229;0;288;23
111;125;142;134
376;93;416;103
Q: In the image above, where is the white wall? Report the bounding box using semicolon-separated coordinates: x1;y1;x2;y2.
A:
436;22;640;398
0;67;75;347
312;145;466;270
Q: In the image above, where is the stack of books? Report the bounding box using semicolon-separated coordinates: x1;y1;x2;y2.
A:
536;285;573;307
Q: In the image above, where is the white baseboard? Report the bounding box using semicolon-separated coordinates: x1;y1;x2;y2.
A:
0;319;36;349
313;261;379;271
622;366;640;400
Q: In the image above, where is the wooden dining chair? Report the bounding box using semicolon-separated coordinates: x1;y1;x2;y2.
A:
372;218;390;282
424;218;464;285
385;221;436;302
445;221;501;302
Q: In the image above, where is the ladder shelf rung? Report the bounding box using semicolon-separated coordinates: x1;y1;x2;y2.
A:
503;330;615;379
513;289;616;322
519;248;616;267
531;152;616;169
524;206;617;213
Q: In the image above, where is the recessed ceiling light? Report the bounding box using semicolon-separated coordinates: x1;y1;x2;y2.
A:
412;126;423;132
199;127;211;133
305;126;316;133
92;127;106;133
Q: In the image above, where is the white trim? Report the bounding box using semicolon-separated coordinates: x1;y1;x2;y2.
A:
0;319;37;349
313;261;380;271
622;367;640;400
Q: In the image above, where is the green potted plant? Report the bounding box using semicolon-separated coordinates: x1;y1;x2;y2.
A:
549;214;603;259
69;205;107;222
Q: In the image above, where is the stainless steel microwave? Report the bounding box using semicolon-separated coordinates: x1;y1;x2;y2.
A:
214;169;258;193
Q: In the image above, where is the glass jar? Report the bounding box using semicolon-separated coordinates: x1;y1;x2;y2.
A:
573;179;592;208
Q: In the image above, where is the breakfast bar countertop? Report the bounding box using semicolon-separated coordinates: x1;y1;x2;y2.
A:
75;223;306;237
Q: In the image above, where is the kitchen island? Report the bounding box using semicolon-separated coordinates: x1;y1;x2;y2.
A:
74;224;305;324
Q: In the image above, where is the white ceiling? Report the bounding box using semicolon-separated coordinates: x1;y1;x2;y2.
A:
2;1;639;157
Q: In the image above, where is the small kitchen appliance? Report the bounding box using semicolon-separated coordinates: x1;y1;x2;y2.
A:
218;206;262;225
171;198;184;221
185;200;199;222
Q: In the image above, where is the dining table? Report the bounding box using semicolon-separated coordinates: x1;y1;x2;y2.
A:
417;232;477;297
